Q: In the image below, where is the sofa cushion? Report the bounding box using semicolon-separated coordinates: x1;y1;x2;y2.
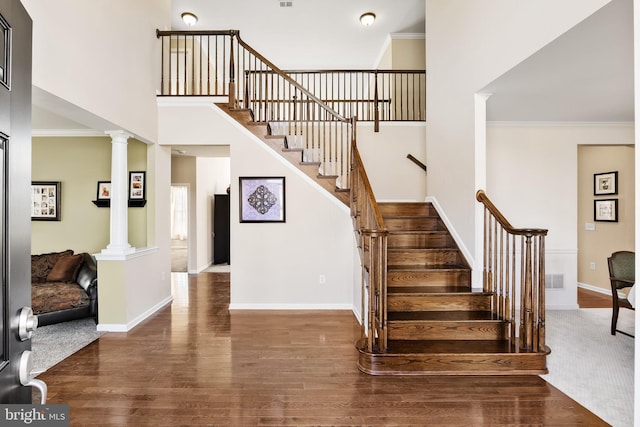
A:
31;249;74;283
31;282;89;315
46;253;83;283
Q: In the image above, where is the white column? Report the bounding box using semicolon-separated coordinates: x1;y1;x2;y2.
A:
473;93;492;289
633;2;640;425
102;130;135;256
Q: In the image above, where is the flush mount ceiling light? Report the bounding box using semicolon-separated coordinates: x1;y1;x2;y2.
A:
181;12;198;26
360;12;376;27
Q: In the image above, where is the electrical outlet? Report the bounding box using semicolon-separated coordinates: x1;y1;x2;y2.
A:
589;262;596;270
319;274;326;284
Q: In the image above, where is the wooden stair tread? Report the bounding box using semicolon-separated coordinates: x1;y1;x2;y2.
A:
384;340;539;355
388;264;469;271
388;230;448;235
387;311;500;322
389;248;458;253
387;285;476;294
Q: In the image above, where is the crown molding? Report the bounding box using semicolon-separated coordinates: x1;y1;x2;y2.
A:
32;129;106;137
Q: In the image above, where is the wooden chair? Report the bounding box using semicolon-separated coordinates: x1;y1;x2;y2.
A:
607;251;635;337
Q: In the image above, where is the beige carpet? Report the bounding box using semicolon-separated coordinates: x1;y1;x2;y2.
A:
542;308;634;427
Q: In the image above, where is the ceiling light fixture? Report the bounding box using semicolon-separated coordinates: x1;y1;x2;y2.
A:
360;12;376;27
181;12;198;26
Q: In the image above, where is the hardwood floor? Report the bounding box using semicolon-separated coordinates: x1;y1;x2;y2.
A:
577;286;612;308
34;273;608;426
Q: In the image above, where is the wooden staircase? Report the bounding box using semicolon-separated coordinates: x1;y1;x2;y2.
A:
356;201;550;375
218;103;549;376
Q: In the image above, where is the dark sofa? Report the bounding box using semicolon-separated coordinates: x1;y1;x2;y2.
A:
31;250;98;327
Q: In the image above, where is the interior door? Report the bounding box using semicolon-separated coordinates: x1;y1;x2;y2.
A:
0;0;33;404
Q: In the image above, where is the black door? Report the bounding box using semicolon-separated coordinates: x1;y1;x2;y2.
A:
213;194;230;264
0;0;33;403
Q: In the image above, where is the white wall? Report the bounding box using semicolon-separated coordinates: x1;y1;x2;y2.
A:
158;99;245;145
487;123;634;308
22;0;169;142
357;123;426;201
225;113;354;309
425;0;611;280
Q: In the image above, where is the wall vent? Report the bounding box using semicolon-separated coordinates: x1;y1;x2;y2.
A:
279;1;293;7
545;274;564;289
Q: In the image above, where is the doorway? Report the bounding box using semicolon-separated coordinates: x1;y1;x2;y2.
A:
170;184;189;272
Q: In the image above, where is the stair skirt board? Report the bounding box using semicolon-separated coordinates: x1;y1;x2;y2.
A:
356;339;550;376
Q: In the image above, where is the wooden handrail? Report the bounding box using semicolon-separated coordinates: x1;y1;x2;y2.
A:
352;142;386;230
233;32;348;124
351;140;388;352
476;190;547;236
406;154;426;172
476;189;548;353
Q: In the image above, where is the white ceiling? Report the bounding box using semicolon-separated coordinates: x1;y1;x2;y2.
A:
169;0;426;69
484;0;633;122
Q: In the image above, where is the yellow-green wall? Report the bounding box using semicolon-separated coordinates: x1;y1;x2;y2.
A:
31;136;147;254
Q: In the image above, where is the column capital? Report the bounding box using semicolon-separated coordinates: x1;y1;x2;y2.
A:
105;130;133;143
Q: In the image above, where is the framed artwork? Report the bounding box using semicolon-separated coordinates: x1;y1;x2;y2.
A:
594;171;618;196
31;181;60;221
96;181;111;200
594;199;618;222
129;171;146;200
239;176;285;223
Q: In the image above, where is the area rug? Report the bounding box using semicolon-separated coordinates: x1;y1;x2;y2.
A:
542;308;634;427
31;317;103;376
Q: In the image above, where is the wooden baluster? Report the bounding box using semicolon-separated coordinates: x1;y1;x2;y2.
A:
374;71;380;133
482;207;488;292
532;236;539;351
504;230;511;340
229;32;236;108
519;237;525;349
498;225;504;319
242;71;249;110
511;235;516;343
523;235;533;351
538;236;546;351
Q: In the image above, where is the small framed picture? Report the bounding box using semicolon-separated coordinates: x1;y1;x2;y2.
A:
96;181;111;200
239;176;285;223
594;199;618;222
129;171;146;200
594;171;618;196
31;181;60;221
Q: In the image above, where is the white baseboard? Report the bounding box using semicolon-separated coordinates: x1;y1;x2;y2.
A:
424;196;475;269
228;303;352;310
578;282;612;296
97;296;173;332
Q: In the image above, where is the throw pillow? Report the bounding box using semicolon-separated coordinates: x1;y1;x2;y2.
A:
31;249;74;283
46;253;83;283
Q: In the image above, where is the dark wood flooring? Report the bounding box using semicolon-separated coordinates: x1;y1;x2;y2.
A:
34;273;608;426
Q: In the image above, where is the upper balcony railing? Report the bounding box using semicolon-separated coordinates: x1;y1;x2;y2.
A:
157;29;356;187
155;30;425;132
